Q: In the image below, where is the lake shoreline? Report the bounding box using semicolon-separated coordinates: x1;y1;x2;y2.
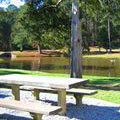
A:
0;50;120;58
0;50;64;58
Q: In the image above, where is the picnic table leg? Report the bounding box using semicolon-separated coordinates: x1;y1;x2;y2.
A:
74;94;83;105
32;89;40;100
30;113;42;120
58;89;66;115
11;85;20;100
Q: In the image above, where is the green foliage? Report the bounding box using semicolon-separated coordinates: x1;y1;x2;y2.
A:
11;5;32;51
78;0;120;51
0;6;17;51
11;1;67;51
0;0;120;52
16;0;72;51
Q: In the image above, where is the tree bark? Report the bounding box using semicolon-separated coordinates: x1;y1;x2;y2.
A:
37;44;41;53
71;0;82;78
108;17;112;53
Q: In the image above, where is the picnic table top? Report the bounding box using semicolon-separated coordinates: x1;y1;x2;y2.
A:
0;74;88;89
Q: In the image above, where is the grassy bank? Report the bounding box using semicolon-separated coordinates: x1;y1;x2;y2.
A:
1;49;120;58
0;68;120;104
84;53;120;59
12;52;120;59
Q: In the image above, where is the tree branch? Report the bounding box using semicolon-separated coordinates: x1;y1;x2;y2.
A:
51;0;64;7
56;0;64;6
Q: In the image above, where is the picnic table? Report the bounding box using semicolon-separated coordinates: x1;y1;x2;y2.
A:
0;74;88;115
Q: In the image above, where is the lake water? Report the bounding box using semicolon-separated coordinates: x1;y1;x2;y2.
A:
0;56;119;77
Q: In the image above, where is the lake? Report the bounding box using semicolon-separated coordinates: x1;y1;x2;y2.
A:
0;56;119;77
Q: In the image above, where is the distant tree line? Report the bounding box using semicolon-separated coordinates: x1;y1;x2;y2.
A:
0;0;120;53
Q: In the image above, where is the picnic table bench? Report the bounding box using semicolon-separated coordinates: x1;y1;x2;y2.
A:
0;99;62;120
20;86;97;105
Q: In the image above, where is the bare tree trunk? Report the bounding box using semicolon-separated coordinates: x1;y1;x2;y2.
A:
71;0;82;78
37;44;41;53
108;17;112;53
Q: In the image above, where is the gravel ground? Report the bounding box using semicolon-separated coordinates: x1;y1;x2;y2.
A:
0;88;120;120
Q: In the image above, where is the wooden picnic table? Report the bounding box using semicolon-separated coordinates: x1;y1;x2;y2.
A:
0;74;88;114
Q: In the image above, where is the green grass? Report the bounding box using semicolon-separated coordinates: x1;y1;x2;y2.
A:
84;75;120;104
84;53;120;59
84;75;120;85
88;90;120;104
0;68;120;104
0;68;69;77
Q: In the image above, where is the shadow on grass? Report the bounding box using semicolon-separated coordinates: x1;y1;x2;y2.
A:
85;78;120;91
0;70;27;75
90;78;120;84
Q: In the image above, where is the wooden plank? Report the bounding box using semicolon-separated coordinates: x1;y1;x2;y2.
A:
0;74;88;89
11;84;20;100
21;86;97;106
58;89;66;115
30;113;42;120
74;94;83;105
20;86;97;95
32;89;40;100
0;100;62;115
67;88;97;95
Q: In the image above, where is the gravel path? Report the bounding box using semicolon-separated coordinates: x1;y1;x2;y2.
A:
0;89;120;120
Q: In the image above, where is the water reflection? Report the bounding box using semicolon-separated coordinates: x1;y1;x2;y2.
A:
0;57;120;77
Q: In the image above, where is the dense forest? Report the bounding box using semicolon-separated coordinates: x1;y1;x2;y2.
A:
0;0;120;53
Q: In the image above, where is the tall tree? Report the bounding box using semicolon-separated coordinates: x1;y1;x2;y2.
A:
71;0;82;78
0;5;17;51
11;5;31;51
98;0;120;52
16;0;71;53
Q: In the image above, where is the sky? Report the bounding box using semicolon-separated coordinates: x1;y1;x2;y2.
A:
0;0;25;8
